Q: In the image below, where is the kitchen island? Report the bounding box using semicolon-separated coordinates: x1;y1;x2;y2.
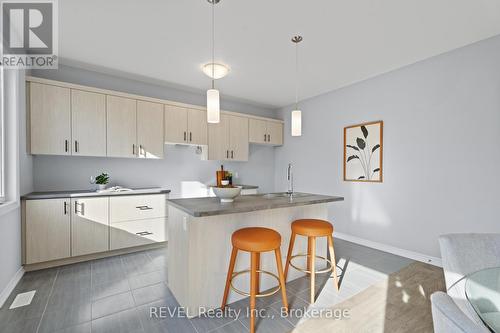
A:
167;192;344;316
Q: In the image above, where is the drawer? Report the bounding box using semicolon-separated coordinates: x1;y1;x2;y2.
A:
110;218;167;250
110;194;167;223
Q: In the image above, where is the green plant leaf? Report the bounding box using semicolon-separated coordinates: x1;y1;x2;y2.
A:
373;168;380;173
361;125;368;138
346;145;359;151
372;144;380;153
356;138;366;150
358;176;365;180
347;155;359;162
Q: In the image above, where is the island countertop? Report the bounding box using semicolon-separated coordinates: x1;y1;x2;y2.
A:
167;192;344;217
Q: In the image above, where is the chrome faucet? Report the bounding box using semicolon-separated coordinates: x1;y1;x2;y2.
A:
287;163;294;196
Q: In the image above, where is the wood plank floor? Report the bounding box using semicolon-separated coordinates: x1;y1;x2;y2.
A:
293;261;445;333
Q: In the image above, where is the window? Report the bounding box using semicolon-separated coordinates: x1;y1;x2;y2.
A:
0;66;4;203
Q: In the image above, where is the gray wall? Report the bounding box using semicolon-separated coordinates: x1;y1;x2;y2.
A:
275;35;500;258
29;65;278;197
0;70;29;301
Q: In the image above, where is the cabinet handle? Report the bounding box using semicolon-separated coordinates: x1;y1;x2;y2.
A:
267;134;271;142
74;201;84;215
139;145;144;157
190;132;192;142
184;131;187;141
133;144;136;156
264;134;267;142
136;205;153;210
231;150;234;159
226;150;229;158
65;140;69;152
63;202;68;215
136;231;153;236
74;140;79;153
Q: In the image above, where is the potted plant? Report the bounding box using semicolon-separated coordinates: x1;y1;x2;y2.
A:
95;173;109;191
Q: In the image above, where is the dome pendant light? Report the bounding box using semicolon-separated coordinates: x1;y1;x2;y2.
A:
291;35;303;136
206;0;220;124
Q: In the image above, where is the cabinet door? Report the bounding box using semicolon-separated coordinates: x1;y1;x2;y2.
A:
267;122;283;145
106;95;137;158
137;101;164;159
29;83;71;155
249;119;267;144
229;115;249;161
164;105;188;144
25;199;71;264
208;114;230;160
187;108;208;145
71;197;109;257
71;89;106;157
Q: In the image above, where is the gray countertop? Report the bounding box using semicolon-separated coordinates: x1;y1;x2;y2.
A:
167;192;344;217
21;187;171;200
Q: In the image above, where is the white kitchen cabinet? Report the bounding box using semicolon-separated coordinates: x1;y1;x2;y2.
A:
106;95;137;158
164;105;188;144
164;105;208;145
110;218;168;250
187;108;208;145
71;89;107;157
25;199;71;264
208;115;249;161
249;119;283;145
229;116;249;161
29;83;71;155
71;197;109;257
249;119;267;144
110;194;168;223
137;101;164;159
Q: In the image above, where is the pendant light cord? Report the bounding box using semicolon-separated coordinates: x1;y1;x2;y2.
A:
211;0;215;89
295;40;298;110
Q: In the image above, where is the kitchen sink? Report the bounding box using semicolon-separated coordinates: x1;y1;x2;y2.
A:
261;192;309;199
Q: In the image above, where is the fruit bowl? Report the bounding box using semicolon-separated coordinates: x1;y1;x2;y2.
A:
212;186;241;203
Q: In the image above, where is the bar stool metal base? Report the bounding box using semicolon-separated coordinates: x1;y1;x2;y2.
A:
230;269;281;298
289;253;334;275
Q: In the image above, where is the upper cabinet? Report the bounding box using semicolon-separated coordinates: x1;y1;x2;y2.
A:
26;77;283;161
249;119;283;145
208;114;249;161
164;105;207;146
137;101;164;159
106;95;137;158
71;90;106;157
29;83;71;155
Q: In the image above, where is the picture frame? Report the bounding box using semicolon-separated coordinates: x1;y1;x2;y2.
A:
343;120;383;182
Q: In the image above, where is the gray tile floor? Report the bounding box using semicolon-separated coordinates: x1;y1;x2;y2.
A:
0;239;413;333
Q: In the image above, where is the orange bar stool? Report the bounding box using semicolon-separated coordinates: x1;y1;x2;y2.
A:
284;219;339;304
221;227;288;333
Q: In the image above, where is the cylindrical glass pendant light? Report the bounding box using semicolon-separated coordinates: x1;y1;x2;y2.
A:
206;0;221;123
291;35;303;136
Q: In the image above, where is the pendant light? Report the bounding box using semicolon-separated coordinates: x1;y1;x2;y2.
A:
291;35;303;136
206;0;220;123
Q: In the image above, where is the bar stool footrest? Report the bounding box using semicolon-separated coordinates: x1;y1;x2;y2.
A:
230;269;281;298
289;253;334;274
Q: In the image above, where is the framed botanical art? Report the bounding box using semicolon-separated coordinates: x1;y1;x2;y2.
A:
344;121;383;182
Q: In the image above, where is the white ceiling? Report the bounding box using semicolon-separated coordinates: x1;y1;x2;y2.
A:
59;0;500;108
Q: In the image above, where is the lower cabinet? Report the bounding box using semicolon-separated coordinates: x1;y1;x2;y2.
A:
71;197;109;257
110;218;168;250
25;199;71;264
23;194;168;265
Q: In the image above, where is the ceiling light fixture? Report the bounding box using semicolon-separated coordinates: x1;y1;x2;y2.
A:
203;63;230;79
291;35;303;137
206;0;221;124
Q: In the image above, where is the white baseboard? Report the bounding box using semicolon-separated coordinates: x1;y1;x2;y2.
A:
0;267;25;308
334;232;442;267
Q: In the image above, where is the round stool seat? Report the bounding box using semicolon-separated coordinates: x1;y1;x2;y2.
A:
291;219;333;237
232;227;281;252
